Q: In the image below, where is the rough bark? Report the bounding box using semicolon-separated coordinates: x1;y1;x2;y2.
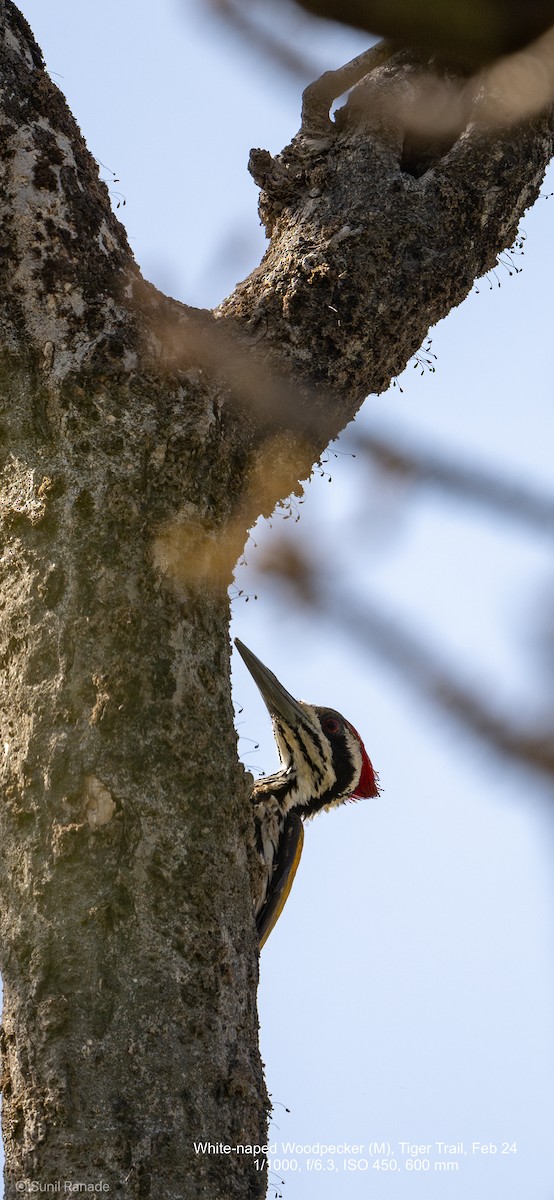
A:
0;2;551;1198
0;6;264;1198
219;50;553;436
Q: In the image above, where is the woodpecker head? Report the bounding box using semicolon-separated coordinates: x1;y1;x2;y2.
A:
235;638;379;817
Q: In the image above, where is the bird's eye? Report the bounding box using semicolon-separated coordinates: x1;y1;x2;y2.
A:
323;716;341;735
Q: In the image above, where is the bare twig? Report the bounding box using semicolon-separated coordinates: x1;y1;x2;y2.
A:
257;540;554;783
300;41;393;135
204;0;319;81
354;428;554;535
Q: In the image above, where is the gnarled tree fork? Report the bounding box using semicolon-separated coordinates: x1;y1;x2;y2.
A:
0;2;551;1197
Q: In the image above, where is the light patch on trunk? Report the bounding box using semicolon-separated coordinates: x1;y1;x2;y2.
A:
85;775;116;829
0;457;49;525
151;510;234;592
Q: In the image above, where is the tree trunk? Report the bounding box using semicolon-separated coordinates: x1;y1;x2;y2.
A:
0;3;551;1197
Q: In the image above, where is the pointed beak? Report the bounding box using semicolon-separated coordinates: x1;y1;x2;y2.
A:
235;639;306;729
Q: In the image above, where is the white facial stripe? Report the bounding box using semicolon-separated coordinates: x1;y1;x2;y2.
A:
274;703;336;806
344;725;363;786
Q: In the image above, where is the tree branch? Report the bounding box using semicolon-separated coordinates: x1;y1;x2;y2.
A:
354;427;554;535
219;48;553;496
258;542;554;784
205;0;320;82
336;593;554;782
291;0;554;67
1;2;552;545
0;3;138;363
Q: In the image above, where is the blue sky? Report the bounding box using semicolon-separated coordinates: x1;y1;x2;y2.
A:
11;3;554;1198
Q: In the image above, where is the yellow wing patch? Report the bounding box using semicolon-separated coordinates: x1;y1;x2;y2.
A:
259;815;304;949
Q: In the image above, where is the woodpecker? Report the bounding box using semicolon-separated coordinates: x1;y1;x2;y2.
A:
235;638;379;948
